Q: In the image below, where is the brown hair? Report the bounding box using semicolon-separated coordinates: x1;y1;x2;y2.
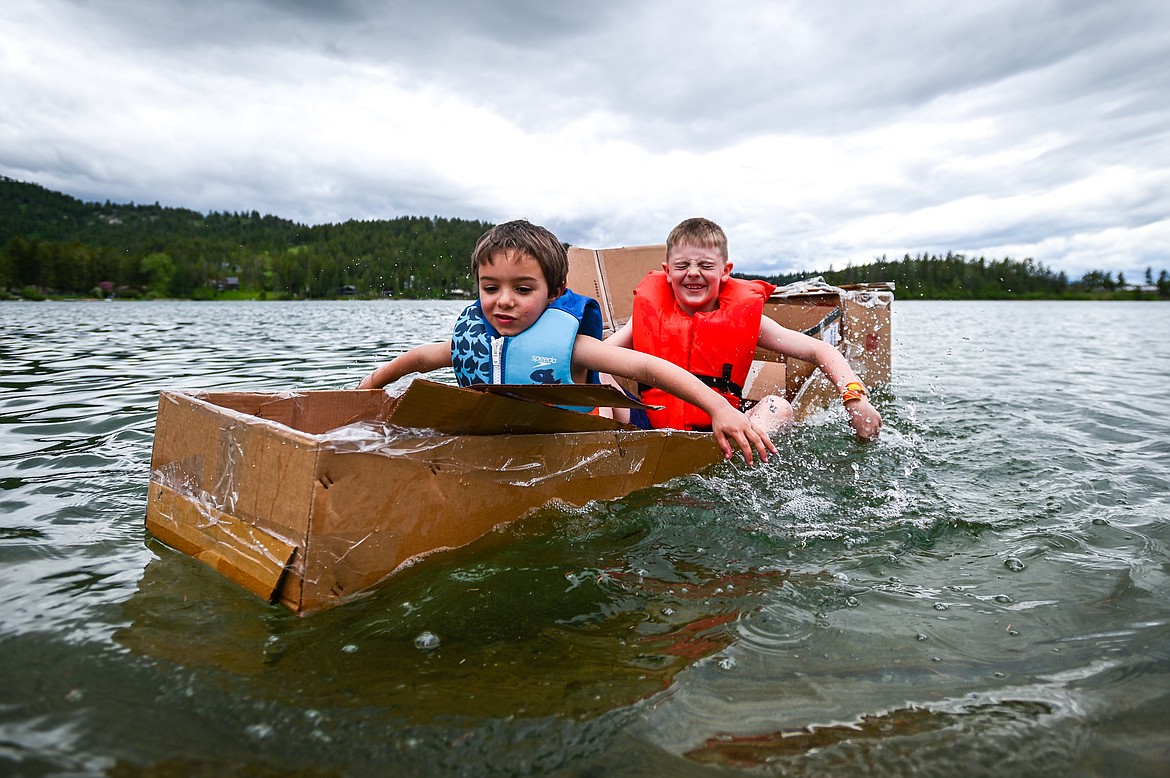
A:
666;217;728;262
471;220;568;292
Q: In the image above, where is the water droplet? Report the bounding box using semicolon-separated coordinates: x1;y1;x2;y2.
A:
932;656;941;663
993;672;1005;678
717;657;737;671
845;596;860;607
414;631;440;651
1091;518;1109;526
662;607;675;616
341;643;358;653
1008;630;1020;636
246;723;274;740
916;633;929;642
1004;557;1026;572
934;602;949;611
994;594;1012;604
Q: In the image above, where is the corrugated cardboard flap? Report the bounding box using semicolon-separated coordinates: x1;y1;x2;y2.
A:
467;382;654;409
146;481;298;603
388;380;640;435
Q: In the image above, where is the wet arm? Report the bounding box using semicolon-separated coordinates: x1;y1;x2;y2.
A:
573;336;776;464
757;318;882;440
358;341;452;389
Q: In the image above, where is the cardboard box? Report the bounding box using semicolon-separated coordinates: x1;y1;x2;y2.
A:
145;381;722;614
145;245;891;614
567;244;665;333
763;281;894;412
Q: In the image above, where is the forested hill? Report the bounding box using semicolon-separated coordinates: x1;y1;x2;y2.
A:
2;176;1167;300
1;177;491;299
750;254;1170;300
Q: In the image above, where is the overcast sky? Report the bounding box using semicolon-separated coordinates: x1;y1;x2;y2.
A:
2;0;1168;279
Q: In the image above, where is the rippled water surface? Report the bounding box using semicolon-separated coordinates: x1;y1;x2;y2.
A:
2;299;1169;777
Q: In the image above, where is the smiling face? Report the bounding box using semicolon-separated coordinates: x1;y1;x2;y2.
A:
477;248;558;336
663;243;733;315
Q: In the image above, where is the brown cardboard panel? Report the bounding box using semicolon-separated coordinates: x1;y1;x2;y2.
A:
566;247;609;324
253;390;398;435
761;289;892;400
596;245;665;327
150;391;321;539
568;244;664;332
296;426;722;612
790;370;840;421
843;295;893;386
764;297;843;337
146;481;297;602
467;382;653;410
763;298;843;400
388;379;632;435
744;360;786;403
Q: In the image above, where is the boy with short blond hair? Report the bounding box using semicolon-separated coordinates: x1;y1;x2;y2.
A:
607;217;882;441
359;219;776;463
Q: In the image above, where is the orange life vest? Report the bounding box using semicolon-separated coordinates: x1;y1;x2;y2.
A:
632;272;775;430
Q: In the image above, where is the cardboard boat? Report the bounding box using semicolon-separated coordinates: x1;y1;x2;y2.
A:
145;245;893;614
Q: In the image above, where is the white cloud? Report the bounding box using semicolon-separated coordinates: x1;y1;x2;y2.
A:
2;0;1169;280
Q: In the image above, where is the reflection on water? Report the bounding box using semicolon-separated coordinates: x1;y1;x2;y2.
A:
2;300;1170;776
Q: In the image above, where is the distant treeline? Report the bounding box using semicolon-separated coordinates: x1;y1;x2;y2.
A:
2;176;1167;301
750;254;1170;300
0;177;490;300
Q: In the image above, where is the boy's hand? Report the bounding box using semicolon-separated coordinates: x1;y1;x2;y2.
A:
846;397;882;441
709;406;778;465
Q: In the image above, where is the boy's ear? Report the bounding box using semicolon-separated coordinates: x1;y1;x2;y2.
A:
723;261;734;277
550;283;566;300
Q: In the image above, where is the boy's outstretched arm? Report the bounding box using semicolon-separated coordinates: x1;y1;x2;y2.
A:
358;341;453;389
757;317;882;441
572;336;777;465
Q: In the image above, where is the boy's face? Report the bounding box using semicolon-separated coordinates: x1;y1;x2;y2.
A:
663;243;732;315
477;249;558;336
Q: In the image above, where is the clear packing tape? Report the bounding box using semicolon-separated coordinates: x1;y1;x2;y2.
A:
773;275;894;309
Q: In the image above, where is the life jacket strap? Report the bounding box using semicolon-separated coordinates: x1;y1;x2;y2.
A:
639;364;743;400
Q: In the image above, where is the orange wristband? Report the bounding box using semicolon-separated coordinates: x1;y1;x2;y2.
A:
842;381;867;404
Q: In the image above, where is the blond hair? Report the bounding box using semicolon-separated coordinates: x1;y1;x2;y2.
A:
666;217;728;262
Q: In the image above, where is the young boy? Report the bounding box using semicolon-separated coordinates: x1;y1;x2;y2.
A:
357;219;777;464
605;217;882;441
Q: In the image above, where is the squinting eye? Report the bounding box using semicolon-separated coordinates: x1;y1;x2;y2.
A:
673;261;717;272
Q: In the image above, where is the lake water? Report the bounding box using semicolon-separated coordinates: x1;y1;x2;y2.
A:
1;299;1168;777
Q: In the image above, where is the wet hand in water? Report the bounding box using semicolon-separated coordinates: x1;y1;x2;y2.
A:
711;408;778;465
847;397;882;441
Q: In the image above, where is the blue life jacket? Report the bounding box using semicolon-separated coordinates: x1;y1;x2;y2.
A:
451;289;603;390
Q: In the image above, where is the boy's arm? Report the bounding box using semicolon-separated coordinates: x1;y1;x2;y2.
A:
358;341;453;389
604;320;634;348
757;317;882;440
572;335;776;465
